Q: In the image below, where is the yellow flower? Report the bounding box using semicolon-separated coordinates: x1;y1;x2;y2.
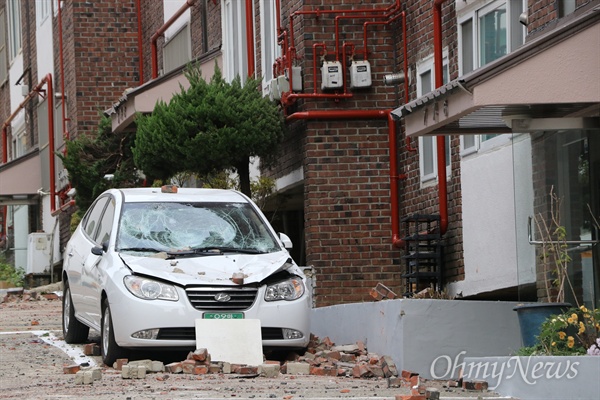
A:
551;342;556;347
583;313;590;319
580;305;588;313
571;313;578;322
558;331;567;340
567;336;575;348
578;322;585;335
567;317;574;324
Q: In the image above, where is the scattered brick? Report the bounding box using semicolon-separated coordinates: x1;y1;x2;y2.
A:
113;358;128;371
188;348;209;362
83;343;100;356
63;364;80;374
463;380;488;391
425;387;440;400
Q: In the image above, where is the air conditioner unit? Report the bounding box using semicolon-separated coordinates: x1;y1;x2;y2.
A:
321;61;343;90
26;233;53;274
350;60;372;88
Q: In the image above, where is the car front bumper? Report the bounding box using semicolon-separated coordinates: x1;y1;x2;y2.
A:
108;284;311;350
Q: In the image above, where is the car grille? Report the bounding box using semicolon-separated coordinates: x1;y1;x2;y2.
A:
156;327;283;340
186;286;258;311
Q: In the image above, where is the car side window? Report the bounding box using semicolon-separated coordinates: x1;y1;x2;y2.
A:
83;197;110;239
95;198;115;245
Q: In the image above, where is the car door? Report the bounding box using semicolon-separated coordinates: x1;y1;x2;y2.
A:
81;196;116;327
66;196;109;324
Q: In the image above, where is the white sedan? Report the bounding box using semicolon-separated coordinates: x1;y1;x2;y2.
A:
62;186;311;365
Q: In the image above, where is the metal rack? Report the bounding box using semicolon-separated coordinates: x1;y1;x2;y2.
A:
401;214;443;297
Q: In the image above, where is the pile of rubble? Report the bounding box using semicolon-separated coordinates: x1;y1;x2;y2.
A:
65;335;491;400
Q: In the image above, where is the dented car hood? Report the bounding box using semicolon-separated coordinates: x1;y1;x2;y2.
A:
119;251;299;285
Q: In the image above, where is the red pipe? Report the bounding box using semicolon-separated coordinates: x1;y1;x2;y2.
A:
363;12;403;61
58;1;68;142
245;0;255;77
286;109;406;248
151;0;196;79
2;75;58;213
284;1;402;106
433;0;450;235
135;0;144;85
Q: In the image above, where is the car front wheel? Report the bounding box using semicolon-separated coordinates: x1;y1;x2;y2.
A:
101;298;129;366
62;282;89;343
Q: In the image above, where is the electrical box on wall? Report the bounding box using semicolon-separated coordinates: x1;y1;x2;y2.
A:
26;233;52;274
321;61;343;90
288;66;303;92
269;78;281;101
277;75;290;95
350;60;372;88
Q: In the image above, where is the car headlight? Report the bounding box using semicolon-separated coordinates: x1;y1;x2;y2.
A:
124;276;179;301
264;277;305;301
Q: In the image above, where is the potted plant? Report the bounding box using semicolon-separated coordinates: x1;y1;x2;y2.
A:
514;187;573;347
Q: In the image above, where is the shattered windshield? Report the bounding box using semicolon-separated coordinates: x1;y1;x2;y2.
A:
116;202;280;254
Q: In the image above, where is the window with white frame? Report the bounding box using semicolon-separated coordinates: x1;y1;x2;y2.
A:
10;126;25;160
458;0;524;154
260;0;280;94
163;24;191;74
7;0;22;61
0;9;7;84
37;0;51;26
416;52;450;183
222;0;248;83
458;0;524;75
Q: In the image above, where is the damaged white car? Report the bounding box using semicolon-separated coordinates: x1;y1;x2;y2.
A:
62;186;311;365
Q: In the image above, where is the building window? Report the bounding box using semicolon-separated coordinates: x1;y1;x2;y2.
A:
222;0;248;83
37;0;50;26
559;0;576;17
416;52;450;183
458;0;524;155
260;0;280;93
0;9;7;84
7;0;22;61
163;24;191;74
459;0;524;75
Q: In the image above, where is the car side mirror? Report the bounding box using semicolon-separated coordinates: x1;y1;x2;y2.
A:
91;241;109;256
91;246;103;256
279;233;293;249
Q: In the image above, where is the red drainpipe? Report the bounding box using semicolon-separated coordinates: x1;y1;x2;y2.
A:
58;1;69;142
245;0;255;77
433;0;450;235
135;0;145;85
286;110;407;248
151;0;196;79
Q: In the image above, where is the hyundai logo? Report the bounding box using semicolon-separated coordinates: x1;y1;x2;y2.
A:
214;293;231;302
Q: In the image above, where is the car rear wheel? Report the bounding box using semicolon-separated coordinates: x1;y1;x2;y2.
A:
101;298;129;366
62;282;89;343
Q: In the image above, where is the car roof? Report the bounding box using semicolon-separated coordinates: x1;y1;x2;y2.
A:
113;187;250;204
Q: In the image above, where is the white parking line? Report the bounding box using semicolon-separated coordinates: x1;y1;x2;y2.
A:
0;329;98;367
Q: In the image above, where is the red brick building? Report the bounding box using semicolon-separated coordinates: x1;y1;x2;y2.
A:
1;0;599;308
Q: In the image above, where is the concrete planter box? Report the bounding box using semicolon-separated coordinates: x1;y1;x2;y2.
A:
463;355;600;400
310;299;523;379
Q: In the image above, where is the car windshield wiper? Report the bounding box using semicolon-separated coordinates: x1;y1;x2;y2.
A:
192;246;264;254
119;247;163;253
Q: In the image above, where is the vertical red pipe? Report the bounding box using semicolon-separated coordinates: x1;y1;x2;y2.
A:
135;0;145;85
45;74;57;213
245;0;255;77
58;1;68;141
285;110;406;248
433;0;449;235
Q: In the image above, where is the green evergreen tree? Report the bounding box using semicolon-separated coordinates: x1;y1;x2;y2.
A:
59;115;142;214
133;63;285;196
